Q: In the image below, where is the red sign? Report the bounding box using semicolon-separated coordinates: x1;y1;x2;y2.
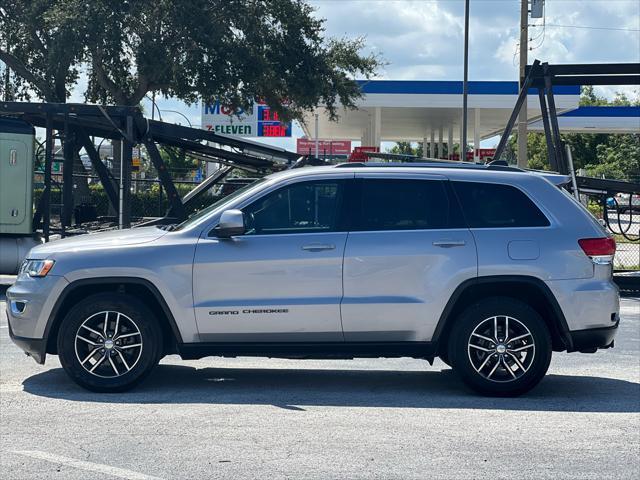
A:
348;146;379;162
296;138;352;156
450;148;496;162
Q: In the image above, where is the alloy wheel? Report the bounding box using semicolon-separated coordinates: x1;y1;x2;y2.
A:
467;315;535;383
74;311;143;378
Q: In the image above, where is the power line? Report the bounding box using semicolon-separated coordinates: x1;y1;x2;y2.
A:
532;23;640;32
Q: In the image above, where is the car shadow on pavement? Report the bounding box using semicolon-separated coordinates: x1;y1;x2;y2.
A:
22;364;640;413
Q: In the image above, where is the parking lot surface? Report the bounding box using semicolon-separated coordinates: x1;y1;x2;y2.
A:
1;286;638;480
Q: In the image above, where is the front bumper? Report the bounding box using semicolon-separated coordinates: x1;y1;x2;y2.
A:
568;316;619;353
6;274;68;338
7;313;46;364
6;274;68;364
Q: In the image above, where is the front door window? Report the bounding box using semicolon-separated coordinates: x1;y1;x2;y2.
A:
243;180;344;235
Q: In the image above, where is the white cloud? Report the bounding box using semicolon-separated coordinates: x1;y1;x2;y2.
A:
310;0;640;81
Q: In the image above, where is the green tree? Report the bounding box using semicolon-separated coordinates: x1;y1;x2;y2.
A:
157;146;198;178
579;85;610;106
587;133;640;182
1;0;381;116
0;0;85;101
389;141;423;158
388;142;461;159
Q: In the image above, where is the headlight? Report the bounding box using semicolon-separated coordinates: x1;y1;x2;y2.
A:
20;259;55;277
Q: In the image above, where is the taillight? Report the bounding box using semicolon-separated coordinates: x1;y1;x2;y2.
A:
578;237;616;264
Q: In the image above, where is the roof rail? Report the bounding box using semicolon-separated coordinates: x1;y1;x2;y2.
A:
335;162;366;168
334;161;523;172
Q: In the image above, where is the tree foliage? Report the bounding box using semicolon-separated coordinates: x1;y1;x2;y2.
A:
0;0;85;101
158;146;198;178
389;141;460;159
1;0;380;117
389;141;423;158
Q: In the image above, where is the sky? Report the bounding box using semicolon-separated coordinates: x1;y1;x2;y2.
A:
67;0;640;151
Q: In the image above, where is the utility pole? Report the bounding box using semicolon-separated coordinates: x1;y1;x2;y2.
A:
461;0;470;161
517;0;529;168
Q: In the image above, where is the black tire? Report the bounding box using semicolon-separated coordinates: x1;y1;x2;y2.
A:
57;292;163;392
447;297;552;397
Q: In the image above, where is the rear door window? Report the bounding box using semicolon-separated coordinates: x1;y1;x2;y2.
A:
452;181;550;228
355;179;464;231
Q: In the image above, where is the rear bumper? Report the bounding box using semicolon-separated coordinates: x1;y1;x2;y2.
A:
568;316;619;353
6;313;46;364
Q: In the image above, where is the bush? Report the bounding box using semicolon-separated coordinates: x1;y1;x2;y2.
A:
34;183;221;220
587;201;603;219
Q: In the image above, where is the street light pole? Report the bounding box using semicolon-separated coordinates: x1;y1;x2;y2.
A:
461;0;470;162
159;109;193;127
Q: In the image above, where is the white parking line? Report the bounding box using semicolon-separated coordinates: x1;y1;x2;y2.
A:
0;384;23;393
12;450;164;480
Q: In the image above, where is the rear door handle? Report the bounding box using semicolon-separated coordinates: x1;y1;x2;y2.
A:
302;244;336;252
432;240;466;248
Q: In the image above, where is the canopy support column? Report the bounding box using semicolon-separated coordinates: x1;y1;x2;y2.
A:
370;107;381;148
473;109;481;162
429;130;435;158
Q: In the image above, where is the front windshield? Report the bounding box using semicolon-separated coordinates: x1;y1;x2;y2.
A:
173;178;268;231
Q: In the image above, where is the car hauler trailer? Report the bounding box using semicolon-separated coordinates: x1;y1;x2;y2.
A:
0;102;302;274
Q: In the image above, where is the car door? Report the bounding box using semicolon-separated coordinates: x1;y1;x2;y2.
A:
192;175;351;342
341;173;477;342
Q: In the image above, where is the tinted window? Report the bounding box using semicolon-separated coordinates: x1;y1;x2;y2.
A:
174;178;267;231
356;179;460;231
243;180;344;235
452;181;550;228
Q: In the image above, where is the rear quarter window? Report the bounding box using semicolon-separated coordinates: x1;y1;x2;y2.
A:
558;186;608;235
452;181;550;228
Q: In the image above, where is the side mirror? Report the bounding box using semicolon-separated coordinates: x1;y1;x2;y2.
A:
212;209;245;238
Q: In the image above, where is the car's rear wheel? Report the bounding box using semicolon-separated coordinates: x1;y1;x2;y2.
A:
57;293;162;392
447;297;552;396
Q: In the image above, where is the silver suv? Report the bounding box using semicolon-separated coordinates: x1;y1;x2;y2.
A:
7;163;620;396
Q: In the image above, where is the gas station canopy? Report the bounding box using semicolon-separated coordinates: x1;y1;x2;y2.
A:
300;80;639;159
530;106;640;133
301;80;580;147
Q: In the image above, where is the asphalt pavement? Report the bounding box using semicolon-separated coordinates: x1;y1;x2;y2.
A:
1;286;638;480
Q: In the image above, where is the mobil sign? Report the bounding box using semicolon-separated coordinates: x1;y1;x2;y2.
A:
201;100;291;137
201;101;256;136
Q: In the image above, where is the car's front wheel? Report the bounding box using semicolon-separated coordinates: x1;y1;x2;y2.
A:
447;297;552;396
57;293;162;392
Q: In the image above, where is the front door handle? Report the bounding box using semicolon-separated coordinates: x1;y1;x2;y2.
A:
432;240;466;248
302;244;336;252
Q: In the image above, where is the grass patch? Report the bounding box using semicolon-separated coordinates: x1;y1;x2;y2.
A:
611;233;639;244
